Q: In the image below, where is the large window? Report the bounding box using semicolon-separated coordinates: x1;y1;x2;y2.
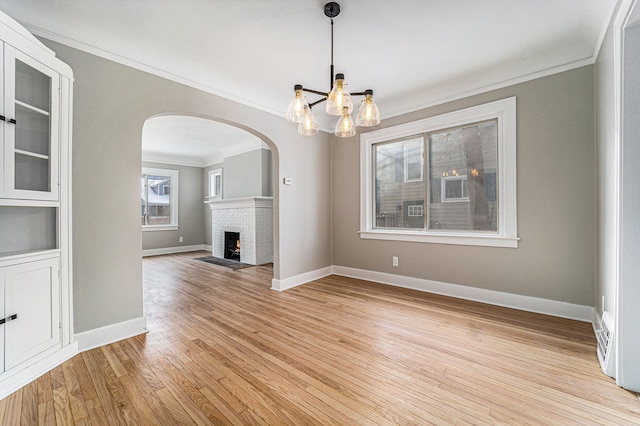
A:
361;97;517;247
141;167;179;230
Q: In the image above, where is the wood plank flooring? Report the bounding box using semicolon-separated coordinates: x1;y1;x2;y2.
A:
1;250;639;425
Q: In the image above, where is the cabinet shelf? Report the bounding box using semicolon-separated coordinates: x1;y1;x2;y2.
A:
15;148;49;160
0;198;58;207
15;100;50;117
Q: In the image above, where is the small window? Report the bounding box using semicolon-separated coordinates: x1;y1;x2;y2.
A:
208;168;222;199
141;167;179;230
408;205;423;217
441;176;469;202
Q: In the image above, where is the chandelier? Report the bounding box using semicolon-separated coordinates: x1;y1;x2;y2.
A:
285;2;380;137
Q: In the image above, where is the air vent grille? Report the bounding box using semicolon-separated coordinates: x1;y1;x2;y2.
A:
596;311;615;377
596;319;611;360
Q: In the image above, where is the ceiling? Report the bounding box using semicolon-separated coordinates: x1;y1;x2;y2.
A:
142;115;266;167
0;0;617;158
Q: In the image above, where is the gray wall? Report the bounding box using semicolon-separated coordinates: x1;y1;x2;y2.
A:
332;66;596;306
202;149;273;246
223;148;272;199
42;38;332;334
141;161;204;251
262;149;273;196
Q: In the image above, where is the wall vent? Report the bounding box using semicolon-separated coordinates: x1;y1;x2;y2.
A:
596;311;615;377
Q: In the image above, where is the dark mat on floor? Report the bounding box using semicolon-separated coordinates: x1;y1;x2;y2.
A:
194;256;254;270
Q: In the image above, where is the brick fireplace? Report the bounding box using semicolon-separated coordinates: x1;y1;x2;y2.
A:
206;197;273;265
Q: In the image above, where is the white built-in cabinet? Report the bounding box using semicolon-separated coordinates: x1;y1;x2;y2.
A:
0;10;75;398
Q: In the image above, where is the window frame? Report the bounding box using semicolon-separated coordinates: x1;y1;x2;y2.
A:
142;167;179;231
360;97;518;248
208;168;223;199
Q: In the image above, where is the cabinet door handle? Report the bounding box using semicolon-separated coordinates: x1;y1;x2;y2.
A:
0;115;5;121
8;118;16;125
0;314;18;325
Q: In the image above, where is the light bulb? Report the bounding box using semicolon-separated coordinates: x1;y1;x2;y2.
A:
334;106;356;137
286;84;308;123
297;105;318;136
356;90;380;127
326;73;353;116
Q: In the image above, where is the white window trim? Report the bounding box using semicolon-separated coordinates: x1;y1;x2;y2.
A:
142;167;179;231
208;168;223;199
441;175;469;203
360;97;518;248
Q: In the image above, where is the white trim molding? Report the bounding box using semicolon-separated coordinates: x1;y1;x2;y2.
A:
142;244;208;257
0;341;78;400
75;317;148;351
332;266;593;322
271;265;593;321
271;266;333;291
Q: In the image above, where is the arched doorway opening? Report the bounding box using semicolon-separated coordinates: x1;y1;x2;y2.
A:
140;114;278;279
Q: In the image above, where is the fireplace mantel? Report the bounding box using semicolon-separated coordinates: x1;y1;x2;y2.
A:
205;196;273;210
205;197;273;265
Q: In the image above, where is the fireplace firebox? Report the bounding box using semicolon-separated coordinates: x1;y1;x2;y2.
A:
224;232;240;261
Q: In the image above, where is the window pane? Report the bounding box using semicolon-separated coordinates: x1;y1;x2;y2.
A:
404;140;423;182
141;176;147;225
428;121;498;231
16;60;51;112
145;174;171;225
209;171;222;197
374;137;425;229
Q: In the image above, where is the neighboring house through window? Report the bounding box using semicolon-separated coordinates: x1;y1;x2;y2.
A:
141;167;179;230
361;97;517;247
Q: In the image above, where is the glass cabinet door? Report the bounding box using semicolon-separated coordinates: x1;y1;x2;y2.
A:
3;46;59;201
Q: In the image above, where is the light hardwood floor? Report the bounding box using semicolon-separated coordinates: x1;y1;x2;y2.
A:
1;251;639;425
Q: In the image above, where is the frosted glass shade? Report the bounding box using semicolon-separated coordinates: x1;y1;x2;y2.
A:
286;86;308;123
356;91;380;127
326;74;353;116
334;107;356;137
298;106;319;136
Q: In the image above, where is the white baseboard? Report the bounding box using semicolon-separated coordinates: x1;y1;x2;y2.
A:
332;266;595;322
75;316;148;351
142;244;208;257
203;244;212;251
271;266;333;291
0;342;79;400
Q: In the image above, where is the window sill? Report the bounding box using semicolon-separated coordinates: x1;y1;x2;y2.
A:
142;225;179;232
359;230;519;248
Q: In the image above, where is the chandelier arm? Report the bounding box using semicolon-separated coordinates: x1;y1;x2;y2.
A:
309;98;328;108
301;87;328;97
350;91;370;96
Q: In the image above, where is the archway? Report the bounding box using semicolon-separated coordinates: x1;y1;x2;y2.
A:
140;113;279;278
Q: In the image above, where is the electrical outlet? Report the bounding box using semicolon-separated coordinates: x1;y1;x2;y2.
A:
179;236;184;243
392;256;398;267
